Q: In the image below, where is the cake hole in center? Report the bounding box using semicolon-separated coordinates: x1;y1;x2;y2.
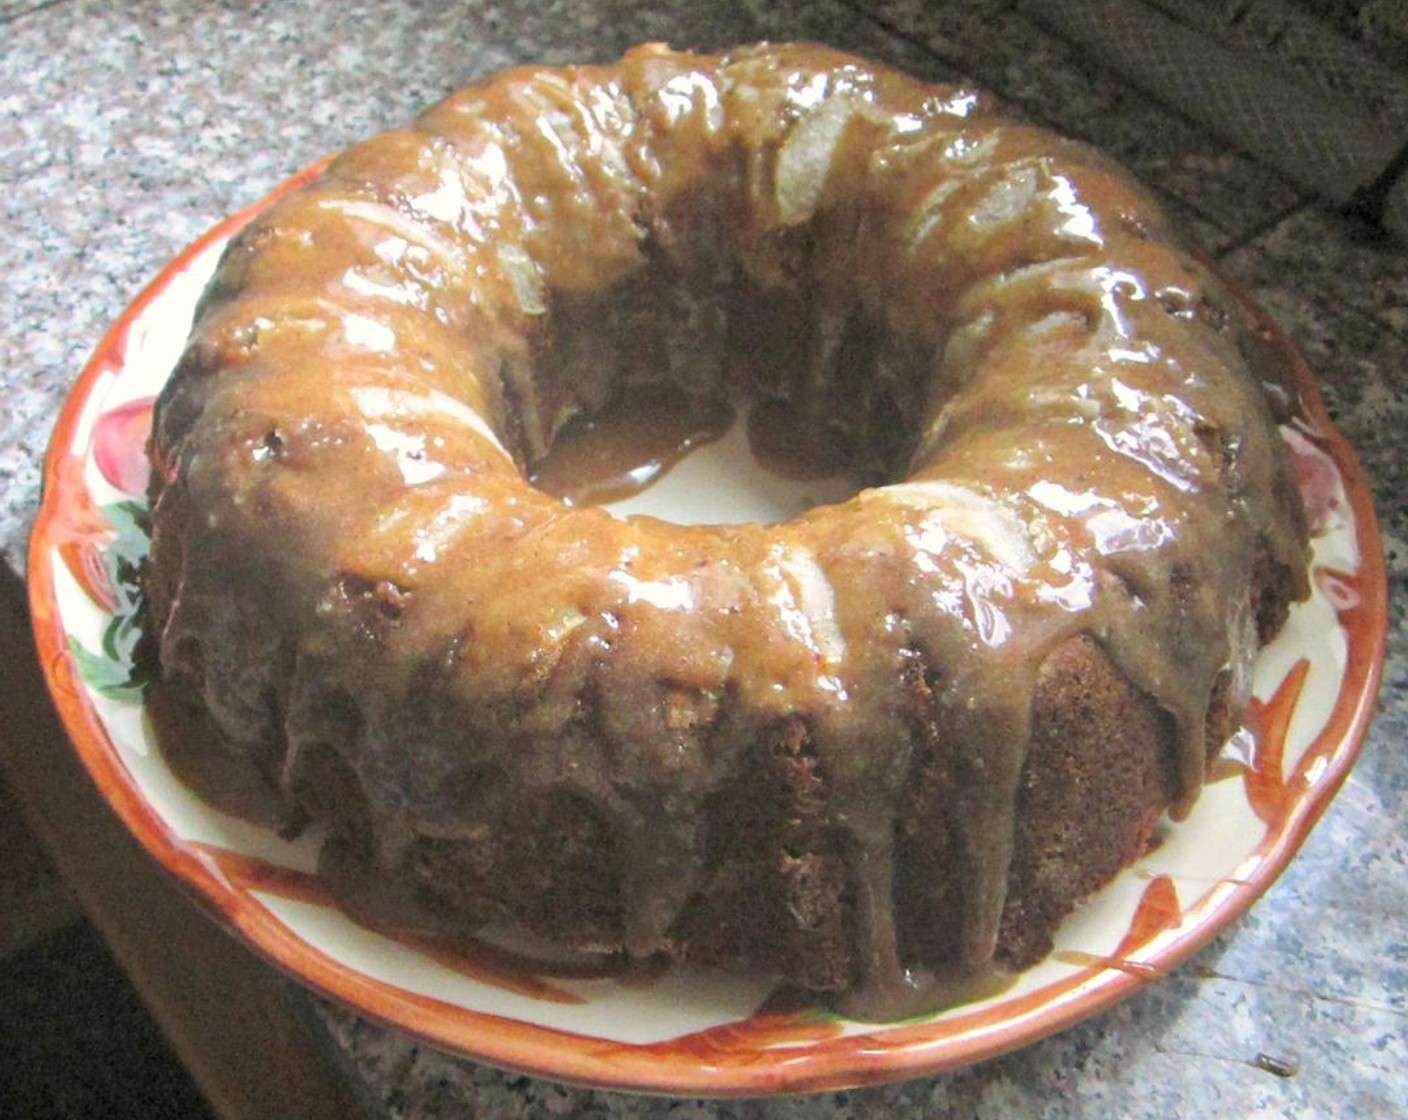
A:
528;385;865;526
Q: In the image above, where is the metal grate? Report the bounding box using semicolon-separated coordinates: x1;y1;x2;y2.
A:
1020;0;1408;237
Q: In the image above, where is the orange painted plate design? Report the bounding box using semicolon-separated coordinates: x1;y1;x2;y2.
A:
28;172;1387;1096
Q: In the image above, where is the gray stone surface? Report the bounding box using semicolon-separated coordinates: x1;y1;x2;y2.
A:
2;0;1404;1115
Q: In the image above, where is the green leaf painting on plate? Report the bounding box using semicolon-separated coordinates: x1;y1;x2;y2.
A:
71;499;152;703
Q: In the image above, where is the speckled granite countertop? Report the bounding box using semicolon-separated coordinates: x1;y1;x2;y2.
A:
3;1;1405;1115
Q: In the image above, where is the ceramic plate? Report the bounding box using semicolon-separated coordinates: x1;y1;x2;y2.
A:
29;170;1387;1096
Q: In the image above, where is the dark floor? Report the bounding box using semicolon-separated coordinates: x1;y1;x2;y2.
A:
0;918;217;1119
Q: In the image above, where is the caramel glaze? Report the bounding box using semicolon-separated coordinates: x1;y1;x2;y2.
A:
145;44;1310;1019
528;383;735;507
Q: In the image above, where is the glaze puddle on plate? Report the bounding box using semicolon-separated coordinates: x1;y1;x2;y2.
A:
604;416;858;525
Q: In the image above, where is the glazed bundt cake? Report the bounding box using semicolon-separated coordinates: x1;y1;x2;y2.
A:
145;43;1310;1018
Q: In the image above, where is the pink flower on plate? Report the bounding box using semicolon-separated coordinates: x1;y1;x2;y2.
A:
92;396;154;498
1281;419;1340;537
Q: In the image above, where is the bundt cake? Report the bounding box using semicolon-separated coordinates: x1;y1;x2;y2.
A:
144;43;1310;1019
